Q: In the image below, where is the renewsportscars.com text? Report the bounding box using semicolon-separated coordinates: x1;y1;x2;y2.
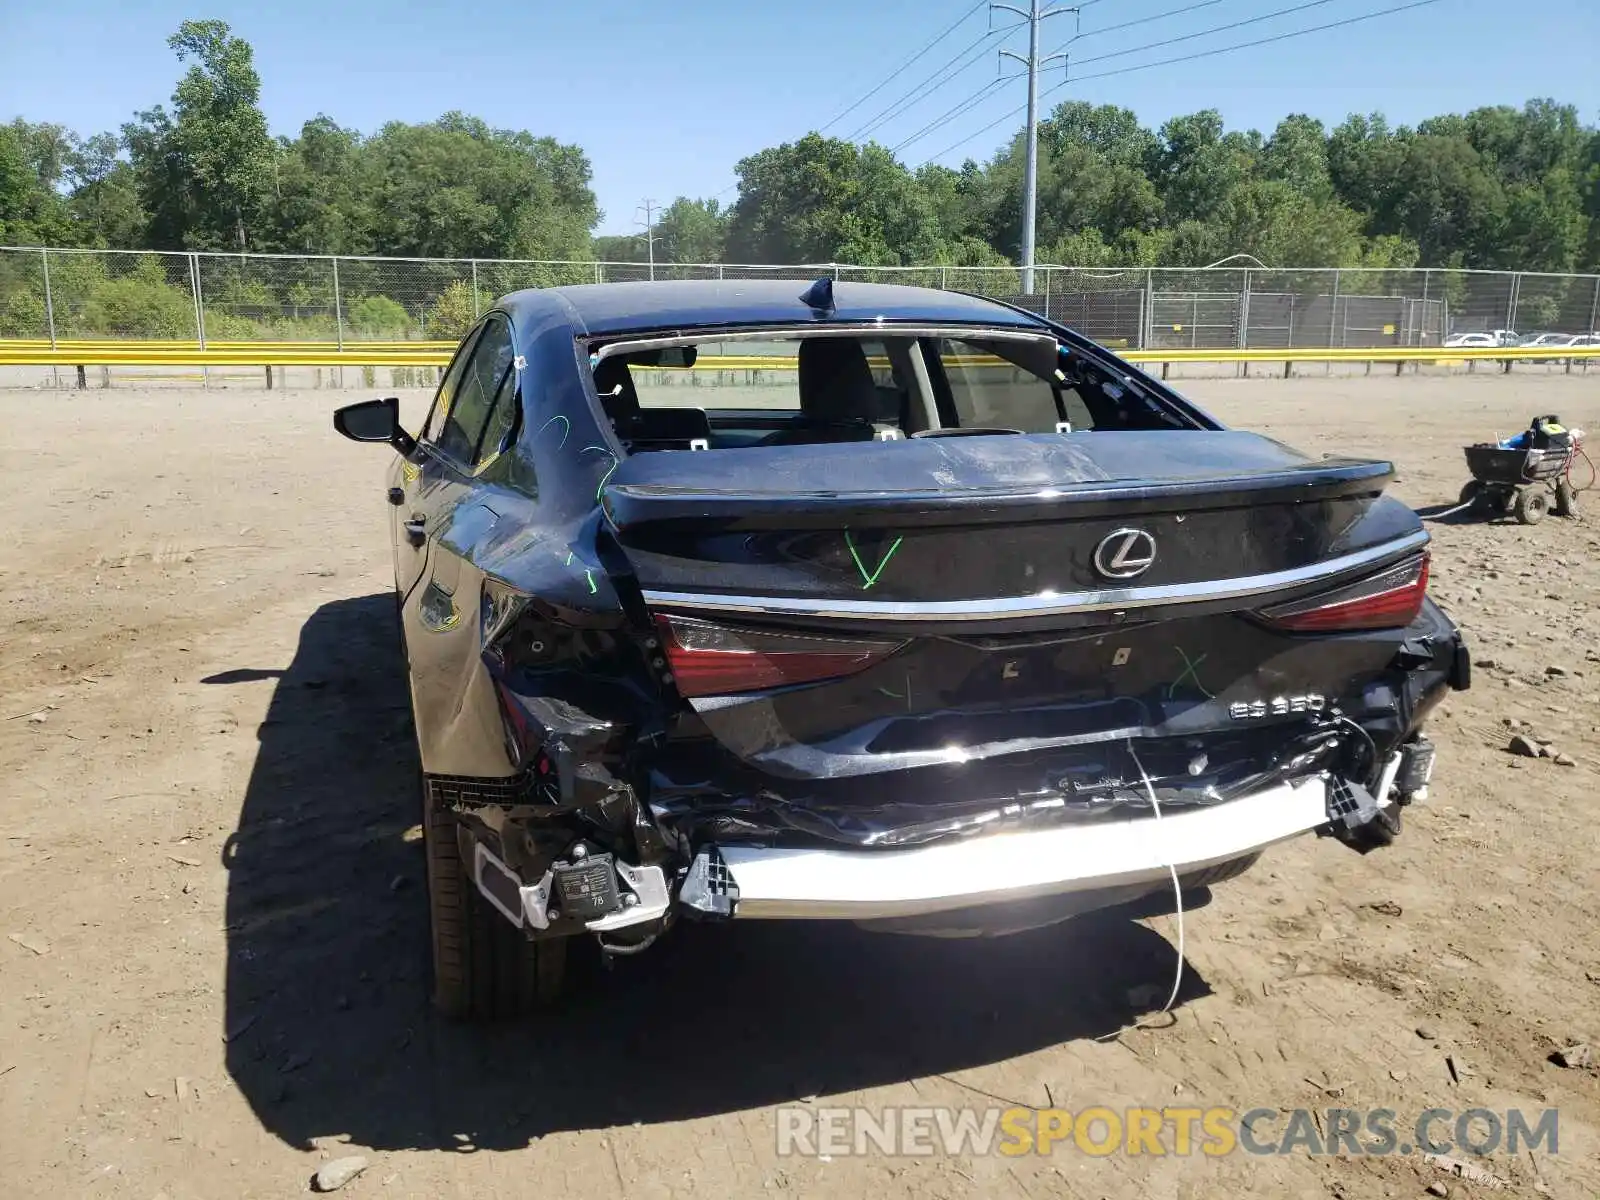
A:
775;1106;1560;1158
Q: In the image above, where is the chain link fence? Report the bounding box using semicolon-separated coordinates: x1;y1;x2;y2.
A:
4;246;1598;350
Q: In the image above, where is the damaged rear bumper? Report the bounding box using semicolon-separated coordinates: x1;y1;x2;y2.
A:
461;745;1436;936
681;774;1331;921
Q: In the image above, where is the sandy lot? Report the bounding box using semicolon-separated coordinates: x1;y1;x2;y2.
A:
1;375;1597;1199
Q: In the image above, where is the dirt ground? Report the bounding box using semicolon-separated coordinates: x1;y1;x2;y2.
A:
1;375;1597;1200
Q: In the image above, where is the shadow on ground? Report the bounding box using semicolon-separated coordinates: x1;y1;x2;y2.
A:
222;593;1212;1153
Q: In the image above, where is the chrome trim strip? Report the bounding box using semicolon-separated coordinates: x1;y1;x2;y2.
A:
642;530;1429;622
716;776;1330;920
591;324;1056;362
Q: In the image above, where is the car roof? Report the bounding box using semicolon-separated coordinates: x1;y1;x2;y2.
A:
501;278;1049;336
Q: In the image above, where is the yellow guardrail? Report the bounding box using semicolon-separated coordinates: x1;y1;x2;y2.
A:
1;339;1598;368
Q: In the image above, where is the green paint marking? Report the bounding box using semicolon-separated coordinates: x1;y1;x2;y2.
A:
585;569;598;594
564;551;575;566
844;529;903;590
876;687;904;700
577;444;620;502
537;414;571;449
1168;646;1214;700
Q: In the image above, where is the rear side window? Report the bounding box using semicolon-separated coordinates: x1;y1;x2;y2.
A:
938;338;1064;432
436;317;516;466
936;337;1192;432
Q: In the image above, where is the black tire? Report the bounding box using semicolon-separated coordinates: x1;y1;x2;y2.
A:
1457;480;1483;511
422;782;566;1020
1513;488;1549;525
1553;479;1580;518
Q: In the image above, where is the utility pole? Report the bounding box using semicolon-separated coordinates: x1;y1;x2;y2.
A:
635;199;661;282
991;0;1070;295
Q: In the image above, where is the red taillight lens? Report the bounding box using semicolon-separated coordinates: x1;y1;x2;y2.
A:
654;614;903;697
1259;552;1430;632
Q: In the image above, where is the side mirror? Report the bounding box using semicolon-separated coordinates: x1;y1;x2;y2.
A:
334;396;414;453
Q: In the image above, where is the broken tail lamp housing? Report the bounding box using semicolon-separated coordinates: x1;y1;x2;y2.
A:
653;614;905;697
1259;552;1430;632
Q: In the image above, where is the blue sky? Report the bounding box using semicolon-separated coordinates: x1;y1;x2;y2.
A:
3;0;1597;236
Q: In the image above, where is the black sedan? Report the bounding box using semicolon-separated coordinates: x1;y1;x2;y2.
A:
335;279;1468;1018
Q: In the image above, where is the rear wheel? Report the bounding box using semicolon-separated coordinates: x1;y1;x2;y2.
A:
1553;480;1580;518
422;781;567;1019
1514;488;1549;525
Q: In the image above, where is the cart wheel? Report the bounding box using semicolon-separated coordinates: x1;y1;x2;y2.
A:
1513;488;1548;525
1553;480;1580;518
1457;480;1484;511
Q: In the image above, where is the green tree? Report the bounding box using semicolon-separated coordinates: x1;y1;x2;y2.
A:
423;279;486;338
259;117;375;254
725;134;943;264
1261;114;1333;201
359;114;596;259
653;197;726;263
1150;111;1258;226
1378;133;1505;266
0;121;76;244
123;20;276;249
593;233;641;261
65;133;147;247
1328;112;1403;219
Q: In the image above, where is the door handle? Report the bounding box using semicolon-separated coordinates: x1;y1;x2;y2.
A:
404;516;427;545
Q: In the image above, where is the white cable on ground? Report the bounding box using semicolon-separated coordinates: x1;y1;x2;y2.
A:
1419;499;1475;522
1095;741;1184;1040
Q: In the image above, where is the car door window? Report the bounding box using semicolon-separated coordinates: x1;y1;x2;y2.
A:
435;316;515;467
422;328;482;444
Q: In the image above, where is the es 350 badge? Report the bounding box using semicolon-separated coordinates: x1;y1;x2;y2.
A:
1230;694;1326;719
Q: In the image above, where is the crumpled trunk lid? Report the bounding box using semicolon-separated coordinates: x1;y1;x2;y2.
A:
602;431;1429;840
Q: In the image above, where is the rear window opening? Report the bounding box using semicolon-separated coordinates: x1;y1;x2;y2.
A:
586;330;1194;455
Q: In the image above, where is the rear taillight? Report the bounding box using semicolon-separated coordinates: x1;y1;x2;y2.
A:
653;614;903;697
1259;552;1430;632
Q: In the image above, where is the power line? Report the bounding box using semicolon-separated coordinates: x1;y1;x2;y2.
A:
711;0;1093;199
1070;0;1226;41
892;78;1011;153
915;0;1444;166
1065;0;1443;80
819;0;987;133
1072;0;1344;68
846;27;1010;142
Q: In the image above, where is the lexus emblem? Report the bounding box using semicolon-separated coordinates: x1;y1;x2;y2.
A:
1093;528;1157;580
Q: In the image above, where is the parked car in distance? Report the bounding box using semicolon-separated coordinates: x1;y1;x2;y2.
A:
334;278;1470;1019
1517;333;1600;362
1444;332;1498;347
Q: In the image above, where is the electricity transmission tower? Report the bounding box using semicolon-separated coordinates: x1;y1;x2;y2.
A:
635;199;661;281
991;0;1071;295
